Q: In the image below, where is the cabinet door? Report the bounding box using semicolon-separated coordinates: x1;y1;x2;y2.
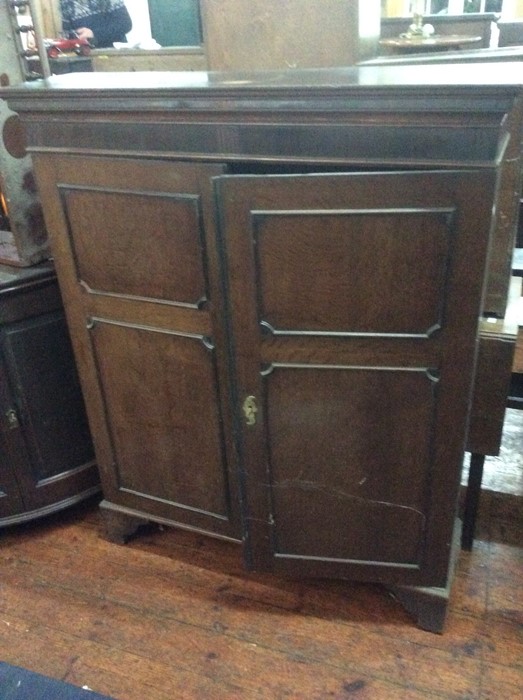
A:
215;169;497;587
0;312;96;513
33;155;240;540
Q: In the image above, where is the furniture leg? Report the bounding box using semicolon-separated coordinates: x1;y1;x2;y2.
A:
99;500;146;544
461;452;485;551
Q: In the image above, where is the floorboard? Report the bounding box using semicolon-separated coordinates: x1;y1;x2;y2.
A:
0;411;521;700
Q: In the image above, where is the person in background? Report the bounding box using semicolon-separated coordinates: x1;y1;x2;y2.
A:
59;1;132;48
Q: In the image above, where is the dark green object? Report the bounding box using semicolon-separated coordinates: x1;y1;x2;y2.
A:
148;0;202;47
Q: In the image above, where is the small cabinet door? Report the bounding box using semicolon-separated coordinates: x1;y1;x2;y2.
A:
0;312;95;513
33;155;241;540
215;169;497;587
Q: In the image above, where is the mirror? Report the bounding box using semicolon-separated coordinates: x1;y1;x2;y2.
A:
146;0;202;47
125;0;203;48
37;1;520;50
36;0;203;48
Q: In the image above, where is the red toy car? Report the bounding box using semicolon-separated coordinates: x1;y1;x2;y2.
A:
45;34;92;59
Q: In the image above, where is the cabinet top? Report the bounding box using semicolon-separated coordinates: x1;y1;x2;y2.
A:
4;64;522;171
0;261;55;295
4;63;523;115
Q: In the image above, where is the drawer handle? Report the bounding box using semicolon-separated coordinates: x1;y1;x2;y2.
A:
242;395;258;427
5;408;20;430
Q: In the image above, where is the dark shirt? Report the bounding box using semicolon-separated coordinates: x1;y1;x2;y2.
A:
65;5;132;48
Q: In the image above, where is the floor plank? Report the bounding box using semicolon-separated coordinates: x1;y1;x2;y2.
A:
0;405;521;700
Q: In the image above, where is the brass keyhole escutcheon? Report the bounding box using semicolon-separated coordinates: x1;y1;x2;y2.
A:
242;395;258;426
5;408;20;430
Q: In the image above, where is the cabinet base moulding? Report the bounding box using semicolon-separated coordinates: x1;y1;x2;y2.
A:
98;499;242;545
0;486;101;528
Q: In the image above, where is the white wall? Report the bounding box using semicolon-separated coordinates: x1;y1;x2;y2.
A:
123;0;153;45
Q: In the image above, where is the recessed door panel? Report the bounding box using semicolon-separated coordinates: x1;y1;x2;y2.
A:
90;320;231;520
254;210;451;336
62;189;207;305
264;365;435;565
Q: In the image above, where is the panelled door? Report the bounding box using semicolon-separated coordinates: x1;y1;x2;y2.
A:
0;312;95;512
33;155;241;541
215;169;497;586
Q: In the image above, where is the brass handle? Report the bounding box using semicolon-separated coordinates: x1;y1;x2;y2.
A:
242;395;258;426
5;409;20;430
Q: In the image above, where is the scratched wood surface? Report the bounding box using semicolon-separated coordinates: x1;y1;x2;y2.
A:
0;489;521;700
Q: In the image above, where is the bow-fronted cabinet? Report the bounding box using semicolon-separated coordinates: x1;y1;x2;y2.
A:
0;263;97;524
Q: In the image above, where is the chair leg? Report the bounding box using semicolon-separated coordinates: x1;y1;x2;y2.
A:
461;452;485;551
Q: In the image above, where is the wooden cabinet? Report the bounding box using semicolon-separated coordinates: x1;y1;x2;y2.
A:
0;263;98;525
5;64;523;631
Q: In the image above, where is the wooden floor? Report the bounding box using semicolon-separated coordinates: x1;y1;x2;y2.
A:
0;418;521;699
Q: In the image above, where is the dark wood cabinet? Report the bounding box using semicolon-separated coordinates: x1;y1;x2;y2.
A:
0;263;98;525
4;64;522;631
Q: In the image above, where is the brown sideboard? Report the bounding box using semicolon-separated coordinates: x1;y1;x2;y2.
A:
4;64;522;632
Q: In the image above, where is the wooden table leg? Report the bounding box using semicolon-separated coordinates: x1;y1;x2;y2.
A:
461;453;485;550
